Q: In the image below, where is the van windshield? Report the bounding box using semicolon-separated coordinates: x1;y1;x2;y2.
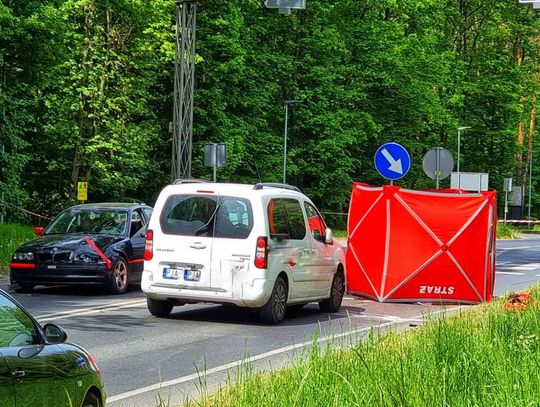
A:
160;195;253;239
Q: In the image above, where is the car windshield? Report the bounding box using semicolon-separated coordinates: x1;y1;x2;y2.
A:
45;209;129;236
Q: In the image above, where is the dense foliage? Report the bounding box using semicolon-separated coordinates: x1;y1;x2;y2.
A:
1;0;539;223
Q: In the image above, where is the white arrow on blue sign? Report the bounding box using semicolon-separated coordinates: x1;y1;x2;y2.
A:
374;142;411;181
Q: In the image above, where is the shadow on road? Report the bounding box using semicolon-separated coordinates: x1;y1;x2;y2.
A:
9;284;142;297
164;303;367;327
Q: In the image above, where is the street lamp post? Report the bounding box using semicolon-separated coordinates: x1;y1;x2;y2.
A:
283;100;302;184
457;126;471;189
528;151;533;229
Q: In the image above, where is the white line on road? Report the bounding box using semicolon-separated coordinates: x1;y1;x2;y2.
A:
36;299;147;323
107;306;467;404
496;271;526;276
498;245;539;251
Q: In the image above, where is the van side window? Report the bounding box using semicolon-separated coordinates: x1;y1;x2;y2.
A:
268;198;306;241
304;202;326;243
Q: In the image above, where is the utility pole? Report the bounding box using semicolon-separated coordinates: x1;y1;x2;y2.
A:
282;100;302;184
171;0;197;181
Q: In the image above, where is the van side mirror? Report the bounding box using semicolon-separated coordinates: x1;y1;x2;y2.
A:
325;228;333;244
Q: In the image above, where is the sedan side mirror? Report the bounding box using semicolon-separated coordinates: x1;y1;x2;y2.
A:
43;323;67;344
325;228;333;245
34;227;44;236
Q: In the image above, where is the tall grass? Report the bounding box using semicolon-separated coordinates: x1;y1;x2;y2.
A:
190;289;540;407
0;224;35;274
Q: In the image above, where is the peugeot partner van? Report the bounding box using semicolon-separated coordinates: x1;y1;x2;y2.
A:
141;181;346;324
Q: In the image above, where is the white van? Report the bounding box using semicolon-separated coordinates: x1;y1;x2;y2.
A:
141;181;346;324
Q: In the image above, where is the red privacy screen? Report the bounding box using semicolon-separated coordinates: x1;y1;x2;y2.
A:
346;183;497;303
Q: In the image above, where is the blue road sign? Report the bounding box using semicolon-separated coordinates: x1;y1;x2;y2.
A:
374;142;411;180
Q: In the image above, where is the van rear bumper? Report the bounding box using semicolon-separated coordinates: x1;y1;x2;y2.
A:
142;272;273;308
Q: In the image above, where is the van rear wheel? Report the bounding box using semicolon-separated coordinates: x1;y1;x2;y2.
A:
259;276;287;324
319;270;344;313
147;297;173;317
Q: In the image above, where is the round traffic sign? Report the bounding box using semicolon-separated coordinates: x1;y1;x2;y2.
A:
422;147;454;180
374;142;411;181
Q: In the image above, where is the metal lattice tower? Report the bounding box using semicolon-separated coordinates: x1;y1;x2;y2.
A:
172;0;198;181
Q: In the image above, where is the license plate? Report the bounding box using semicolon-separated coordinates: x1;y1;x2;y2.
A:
184;268;201;282
162;267;182;280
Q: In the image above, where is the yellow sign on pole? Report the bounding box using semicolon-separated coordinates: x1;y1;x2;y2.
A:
77;182;88;201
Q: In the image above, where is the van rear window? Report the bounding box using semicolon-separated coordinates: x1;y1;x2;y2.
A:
160;195;253;239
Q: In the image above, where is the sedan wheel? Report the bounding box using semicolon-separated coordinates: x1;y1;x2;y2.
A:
82;392;101;407
108;258;128;294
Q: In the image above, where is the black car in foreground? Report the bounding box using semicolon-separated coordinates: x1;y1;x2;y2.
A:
0;289;105;406
10;203;153;294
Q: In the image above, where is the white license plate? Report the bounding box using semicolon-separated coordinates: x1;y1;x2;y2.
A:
162;267;182;280
184;269;201;282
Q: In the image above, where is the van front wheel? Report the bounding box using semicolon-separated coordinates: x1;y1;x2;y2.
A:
147;297;173;317
259;277;287;324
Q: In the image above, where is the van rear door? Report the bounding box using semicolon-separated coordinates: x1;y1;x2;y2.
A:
153;193;219;289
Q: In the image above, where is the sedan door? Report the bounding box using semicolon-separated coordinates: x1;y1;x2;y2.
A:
0;294;75;406
127;209;147;282
0;353;14;406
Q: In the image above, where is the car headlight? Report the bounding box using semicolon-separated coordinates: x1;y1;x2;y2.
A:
13;252;34;261
74;253;102;263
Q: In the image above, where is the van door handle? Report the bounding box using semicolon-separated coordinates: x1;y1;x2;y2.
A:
190;243;207;250
12;369;26;379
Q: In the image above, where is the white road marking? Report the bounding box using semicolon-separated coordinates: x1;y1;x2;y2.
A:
35;299;147;323
496;271;525;276
107;306;467;404
504;263;540;271
498;245;539;251
352;314;425;323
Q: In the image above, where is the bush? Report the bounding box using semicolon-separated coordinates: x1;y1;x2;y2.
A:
0;224;35;274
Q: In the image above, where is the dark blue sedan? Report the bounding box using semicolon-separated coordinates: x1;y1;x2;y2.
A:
9;203;153;294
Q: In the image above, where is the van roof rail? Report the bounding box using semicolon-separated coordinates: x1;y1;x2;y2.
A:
253;183;301;192
172;178;211;185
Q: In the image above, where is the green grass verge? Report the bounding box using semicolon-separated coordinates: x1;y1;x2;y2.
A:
332;229;347;238
0;224;35;275
189;289;540;407
497;223;520;239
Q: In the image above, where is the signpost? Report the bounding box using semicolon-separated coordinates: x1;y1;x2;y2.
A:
422;147;454;189
503;178;513;223
374;142;411;184
77;182;88;202
265;0;306;15
204;143;227;182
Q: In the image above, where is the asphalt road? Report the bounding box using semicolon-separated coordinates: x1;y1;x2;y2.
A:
2;237;540;407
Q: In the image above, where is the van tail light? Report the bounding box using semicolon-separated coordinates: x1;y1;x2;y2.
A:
144;229;154;261
254;236;268;269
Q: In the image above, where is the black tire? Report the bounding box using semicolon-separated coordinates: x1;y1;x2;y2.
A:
319;270;345;313
81;391;101;407
147;297;173;317
259;276;288;324
12;283;35;294
108;258;129;294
